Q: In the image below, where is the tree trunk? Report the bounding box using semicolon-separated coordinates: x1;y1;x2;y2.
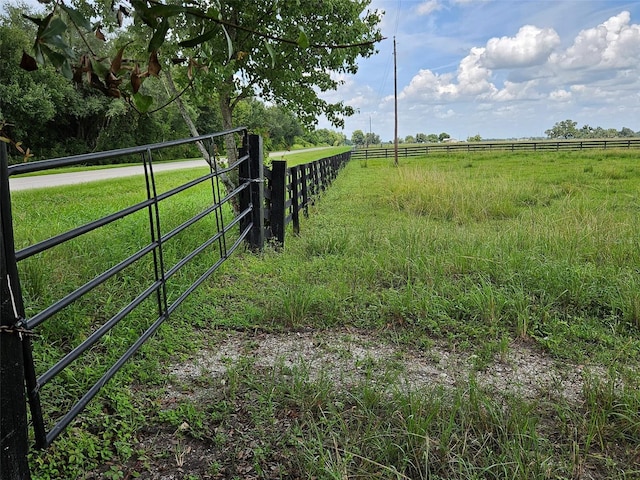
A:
218;86;240;189
162;68;239;212
219;89;238;164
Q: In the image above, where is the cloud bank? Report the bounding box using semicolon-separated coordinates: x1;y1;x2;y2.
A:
397;11;640;106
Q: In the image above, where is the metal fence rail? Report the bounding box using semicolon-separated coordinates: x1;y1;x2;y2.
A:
351;137;640;160
0;129;265;478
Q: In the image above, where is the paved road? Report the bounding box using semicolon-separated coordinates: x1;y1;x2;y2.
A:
9;147;334;191
9;159;209;191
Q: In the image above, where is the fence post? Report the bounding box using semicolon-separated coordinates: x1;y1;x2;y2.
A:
290;166;300;235
0;143;32;479
269;160;287;245
301;165;309;218
239;134;265;250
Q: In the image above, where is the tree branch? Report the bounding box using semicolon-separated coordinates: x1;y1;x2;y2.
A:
145;0;385;50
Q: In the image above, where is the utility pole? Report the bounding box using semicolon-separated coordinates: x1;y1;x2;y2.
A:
393;36;399;166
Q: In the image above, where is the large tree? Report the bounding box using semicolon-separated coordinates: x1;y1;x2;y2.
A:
170;0;381;163
545;119;578;139
1;4;114;160
20;1;383;160
351;130;365;146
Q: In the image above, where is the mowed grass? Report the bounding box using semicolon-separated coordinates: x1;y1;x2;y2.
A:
14;149;640;478
267;145;351;166
215;149;640;364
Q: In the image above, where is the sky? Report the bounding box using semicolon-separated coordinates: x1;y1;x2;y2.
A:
7;0;640;142
316;0;640;141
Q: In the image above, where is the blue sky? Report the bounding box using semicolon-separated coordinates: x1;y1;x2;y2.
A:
8;0;640;142
317;0;640;141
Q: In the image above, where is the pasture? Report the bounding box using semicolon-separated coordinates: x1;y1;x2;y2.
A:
19;149;640;478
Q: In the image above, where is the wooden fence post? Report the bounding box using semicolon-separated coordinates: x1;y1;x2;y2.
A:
301;165;309;218
290;166;300;235
269;160;287;245
311;161;319;198
0;143;32;480
239;134;265;250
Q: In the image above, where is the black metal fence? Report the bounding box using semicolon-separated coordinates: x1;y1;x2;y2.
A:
351;137;640;160
0;132;349;479
265;152;350;243
0;129;264;478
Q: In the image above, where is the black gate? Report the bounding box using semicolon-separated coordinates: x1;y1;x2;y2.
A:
0;129;264;479
0;131;352;479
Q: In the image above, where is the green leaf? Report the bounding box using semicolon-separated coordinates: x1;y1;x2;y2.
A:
60;59;73;80
40;44;66;68
60;5;92;31
34;12;54;42
146;5;198;17
297;26;309;49
34;44;44;64
148;17;169;52
22;14;43;27
132;93;154;113
179;27;218;48
221;25;233;60
130;0;157;27
40;17;67;41
264;42;276;69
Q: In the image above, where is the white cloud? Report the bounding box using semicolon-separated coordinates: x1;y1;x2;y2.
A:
450;0;489;4
482;25;560;68
434;107;456;119
550;11;640;70
456;47;497;96
492;79;542;102
394;9;640;110
549;89;572;102
318;5;640;140
417;0;442;16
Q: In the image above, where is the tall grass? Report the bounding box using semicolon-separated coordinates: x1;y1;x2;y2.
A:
16;149;640;478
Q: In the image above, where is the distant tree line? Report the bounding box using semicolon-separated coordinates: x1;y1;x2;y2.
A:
545;120;638;140
351;130;453;147
405;132;451;143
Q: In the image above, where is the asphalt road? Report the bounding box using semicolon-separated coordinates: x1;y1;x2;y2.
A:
9;159;210;191
9;147;333;191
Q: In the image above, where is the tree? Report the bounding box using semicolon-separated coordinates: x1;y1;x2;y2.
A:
312;129;346;146
180;1;380;164
426;133;439;143
351;130;365;146
404;135;415;144
619;127;635;137
467;134;482;142
265;106;303;149
579;124;594;138
545;119;578;139
0;5;107;160
20;1;382;137
415;133;428;143
365;132;380;146
438;132;451;142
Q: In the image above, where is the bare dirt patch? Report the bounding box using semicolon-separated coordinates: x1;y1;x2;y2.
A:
167;328;603;403
103;329;629;479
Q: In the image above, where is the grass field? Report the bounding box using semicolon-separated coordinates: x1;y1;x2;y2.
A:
13;149;640;478
266;145;351;166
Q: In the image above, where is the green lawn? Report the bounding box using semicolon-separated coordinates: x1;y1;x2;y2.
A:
16;149;640;479
266;145;351;166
